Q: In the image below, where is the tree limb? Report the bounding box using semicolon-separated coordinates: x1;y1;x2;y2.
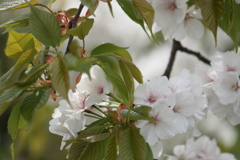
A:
163;39;210;78
65;3;84;55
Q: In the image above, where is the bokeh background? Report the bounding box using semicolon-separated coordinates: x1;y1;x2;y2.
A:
0;0;240;159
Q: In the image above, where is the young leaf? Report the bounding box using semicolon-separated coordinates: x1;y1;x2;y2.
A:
12;48;37;74
50;57;70;102
0;87;23;115
116;0;146;32
29;3;61;47
120;106;155;122
118;56;143;84
67;17;94;40
106;133;117;160
144;143;154;160
20;88;51;123
0;12;30;28
78;137;109;160
132;0;155;40
80;0;98;14
5;28;41;60
201;0;224;43
0;0;38;12
219;0;240;51
69;140;89;160
91;43;128;57
101;65;130;108
118;59;134;102
119;127;147;160
7;103;27;158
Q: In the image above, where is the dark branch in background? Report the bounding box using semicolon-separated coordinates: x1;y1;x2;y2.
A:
163;39;211;78
65;3;84;55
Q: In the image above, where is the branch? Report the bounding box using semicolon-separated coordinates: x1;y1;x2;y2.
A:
163;39;210;78
65;3;84;55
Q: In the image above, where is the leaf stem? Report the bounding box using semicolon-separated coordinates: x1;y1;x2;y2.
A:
35;4;54;14
40;46;50;65
108;92;124;104
65;3;84;55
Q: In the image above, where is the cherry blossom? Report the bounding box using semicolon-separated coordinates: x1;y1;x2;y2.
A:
170;5;204;40
134;76;174;107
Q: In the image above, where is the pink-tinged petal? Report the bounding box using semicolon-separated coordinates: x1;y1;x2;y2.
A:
135;120;149;128
173;8;185;23
186;18;204;39
150;141;163;159
140;123;158;145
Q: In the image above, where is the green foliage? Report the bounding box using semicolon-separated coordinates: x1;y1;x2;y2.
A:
91;43;129;57
67;17;94;40
201;0;224;43
101;64;130;108
119;127;147;160
50;56;70;102
0;12;30;28
219;0;240;51
0;0;38;12
29;3;61;47
120;106;156;122
20;88;51;123
7;103;27;158
80;0;98;14
5;28;41;60
105;133;117;160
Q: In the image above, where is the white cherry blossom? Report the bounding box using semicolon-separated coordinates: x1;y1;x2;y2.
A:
171;5;204;40
152;0;187;29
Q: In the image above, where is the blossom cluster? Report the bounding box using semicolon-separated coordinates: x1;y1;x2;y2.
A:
148;0;204;40
195;51;240;125
166;135;236;160
134;69;206;158
49;65;112;149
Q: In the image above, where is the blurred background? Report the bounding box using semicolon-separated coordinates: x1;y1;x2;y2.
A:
0;0;239;159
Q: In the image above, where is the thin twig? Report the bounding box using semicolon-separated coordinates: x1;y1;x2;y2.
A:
163;39;210;78
65;3;84;55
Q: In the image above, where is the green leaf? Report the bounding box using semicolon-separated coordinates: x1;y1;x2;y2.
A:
106;133;117;160
20;88;50;122
219;0;240;51
81;132;110;142
50;57;70;102
0;87;23;115
118;56;143;84
116;0;146;32
67;17;94;40
64;53;92;78
80;0;98;14
12;48;37;74
119;127;147;160
17;63;49;87
79;137;109;160
7;103;27;159
120;106;155;122
0;0;38;12
144;143;153;160
0;12;30;28
101;65;130;108
118;59;134;102
91;43;128;57
69;139;89;160
29;3;61;47
132;0;156;41
114;49;132;62
5;28;41;60
201;0;224;43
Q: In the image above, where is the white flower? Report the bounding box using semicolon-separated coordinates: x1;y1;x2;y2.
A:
211;51;240;74
76;65;111;104
134;76;174;107
212;72;240;107
152;0;187;29
236;0;240;4
49;90;97;149
171;5;204;40
166;136;237;160
172;91;200;134
205;87;240;125
135;102;177;146
149;140;163;159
